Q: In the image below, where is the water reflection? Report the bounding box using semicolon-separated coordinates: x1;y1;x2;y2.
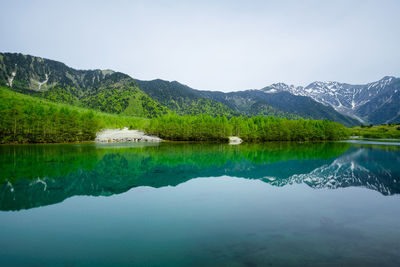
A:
0;142;399;211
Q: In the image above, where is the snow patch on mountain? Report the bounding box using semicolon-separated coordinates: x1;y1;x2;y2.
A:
262;148;398;195
38;74;49;90
261;76;399;124
7;71;16;87
264;88;277;93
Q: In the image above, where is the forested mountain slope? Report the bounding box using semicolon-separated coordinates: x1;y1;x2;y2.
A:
198;90;359;126
134;79;238;116
0;53;166;118
0;52;364;125
136;79;358;125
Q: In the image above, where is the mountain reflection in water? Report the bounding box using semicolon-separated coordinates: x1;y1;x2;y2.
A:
0;142;399;211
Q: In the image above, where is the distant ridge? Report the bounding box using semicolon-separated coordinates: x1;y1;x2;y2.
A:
2;52;397;125
262;76;400;124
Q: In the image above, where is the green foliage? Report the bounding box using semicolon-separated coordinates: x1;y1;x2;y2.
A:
0;86;147;143
164;98;238;117
82;87;136;114
146;114;350;141
146;114;232;141
39;81;168;119
352;124;400;139
41;85;80;105
134;94;168;118
41;84;167;119
247;101;299;118
0;87;350;144
135;79;237;117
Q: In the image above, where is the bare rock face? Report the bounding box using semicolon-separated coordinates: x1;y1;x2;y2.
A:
95;127;162;143
229;136;243;145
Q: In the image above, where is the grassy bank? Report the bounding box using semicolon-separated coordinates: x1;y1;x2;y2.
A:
0;86;350;143
351;124;400;139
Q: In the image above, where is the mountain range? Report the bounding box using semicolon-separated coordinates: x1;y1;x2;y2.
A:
1;52;399;126
263;77;400;124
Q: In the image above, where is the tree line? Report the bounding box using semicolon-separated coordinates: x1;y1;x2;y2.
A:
0;86;350;144
146;114;350;142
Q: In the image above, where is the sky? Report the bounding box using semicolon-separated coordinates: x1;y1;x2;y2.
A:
1;0;400;91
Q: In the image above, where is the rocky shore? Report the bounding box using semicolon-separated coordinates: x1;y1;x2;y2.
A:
95;128;162;143
229;136;243;144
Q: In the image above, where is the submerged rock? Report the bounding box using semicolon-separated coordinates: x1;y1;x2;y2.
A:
229;136;243;145
95;127;162;143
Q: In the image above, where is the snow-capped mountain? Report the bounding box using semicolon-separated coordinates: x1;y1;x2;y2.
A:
262;76;400;124
262;82;302;94
263;147;400;195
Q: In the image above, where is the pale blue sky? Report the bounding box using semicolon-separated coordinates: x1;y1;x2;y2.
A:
1;0;399;91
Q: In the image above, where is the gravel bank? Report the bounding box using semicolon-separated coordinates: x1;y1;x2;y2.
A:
95;127;162;143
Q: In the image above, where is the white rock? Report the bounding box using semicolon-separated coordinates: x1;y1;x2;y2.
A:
229;136;242;145
95;127;162;143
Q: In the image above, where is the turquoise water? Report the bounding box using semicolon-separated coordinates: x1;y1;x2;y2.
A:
0;141;399;266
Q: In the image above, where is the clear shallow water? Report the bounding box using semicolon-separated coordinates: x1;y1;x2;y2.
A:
0;142;399;266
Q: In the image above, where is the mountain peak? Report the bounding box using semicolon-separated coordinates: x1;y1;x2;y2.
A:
101;69;114;76
380;75;395;80
261;76;400;124
262;82;300;93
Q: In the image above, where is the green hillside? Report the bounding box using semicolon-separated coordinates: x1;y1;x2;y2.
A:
199;90;359;126
0;52;360;125
136;78;359;125
0;86;147;143
0;52;352;144
351;124;400;139
136;79;296;118
0;86;350;143
0;53;167;118
135;79;238;117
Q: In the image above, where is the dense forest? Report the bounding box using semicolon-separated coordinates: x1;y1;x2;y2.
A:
39;77;168;118
135;79;239;117
147;114;350;141
0;86;350;144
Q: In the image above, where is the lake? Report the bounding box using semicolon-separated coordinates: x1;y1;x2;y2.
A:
0;141;400;266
